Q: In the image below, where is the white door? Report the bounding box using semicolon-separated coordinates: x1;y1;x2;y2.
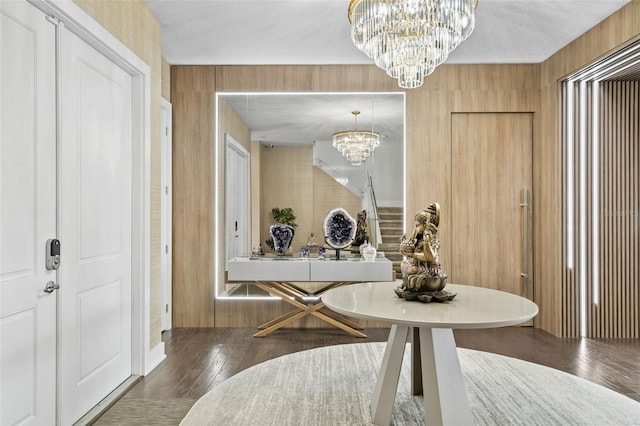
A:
225;135;249;266
57;24;133;424
0;2;57;425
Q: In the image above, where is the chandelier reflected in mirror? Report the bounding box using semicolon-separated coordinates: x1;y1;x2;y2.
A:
348;0;478;89
332;111;380;166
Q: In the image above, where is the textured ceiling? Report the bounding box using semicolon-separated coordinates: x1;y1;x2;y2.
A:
150;0;633;147
221;93;405;146
146;0;631;66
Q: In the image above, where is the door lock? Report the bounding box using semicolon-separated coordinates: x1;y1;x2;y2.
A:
46;239;61;270
44;281;60;293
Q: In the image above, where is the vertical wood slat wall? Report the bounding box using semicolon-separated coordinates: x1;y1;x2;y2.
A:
596;81;639;338
563;80;639;338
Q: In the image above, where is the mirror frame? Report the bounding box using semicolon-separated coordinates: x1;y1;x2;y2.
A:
214;92;406;299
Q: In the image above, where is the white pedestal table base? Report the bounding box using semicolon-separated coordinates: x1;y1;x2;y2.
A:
371;324;473;426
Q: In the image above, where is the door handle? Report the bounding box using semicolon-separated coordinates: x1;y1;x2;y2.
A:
44;281;60;293
520;188;529;297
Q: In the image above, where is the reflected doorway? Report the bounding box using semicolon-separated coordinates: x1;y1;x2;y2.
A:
225;134;250;268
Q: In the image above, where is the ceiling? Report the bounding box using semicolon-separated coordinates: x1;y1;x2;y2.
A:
147;0;632;146
220;92;405;146
146;0;631;66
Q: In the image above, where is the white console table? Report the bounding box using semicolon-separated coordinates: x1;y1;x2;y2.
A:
227;257;393;337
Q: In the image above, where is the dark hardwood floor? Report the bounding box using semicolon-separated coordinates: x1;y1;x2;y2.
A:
93;327;640;425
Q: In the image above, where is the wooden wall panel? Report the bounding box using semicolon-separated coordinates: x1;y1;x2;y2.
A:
406;65;538;312
216;65;315;92
254;147;361;256
450;113;533;299
219;97;252;150
537;80;563;336
172;65;216;91
260;146;315;253
311;65;399;92
171;67;216;327
174;63;542;329
405;89;450;240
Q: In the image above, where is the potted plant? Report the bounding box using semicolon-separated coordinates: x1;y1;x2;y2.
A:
265;207;297;251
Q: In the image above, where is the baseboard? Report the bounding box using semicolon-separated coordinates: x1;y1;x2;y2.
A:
145;341;166;375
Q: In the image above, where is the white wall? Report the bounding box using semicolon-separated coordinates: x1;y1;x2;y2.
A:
313;137;403;207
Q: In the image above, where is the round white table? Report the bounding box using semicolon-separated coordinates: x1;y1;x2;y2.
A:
322;281;539;426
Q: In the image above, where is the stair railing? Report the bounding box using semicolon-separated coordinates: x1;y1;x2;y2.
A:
367;173;382;248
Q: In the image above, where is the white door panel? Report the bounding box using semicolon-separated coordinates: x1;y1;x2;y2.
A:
77;279;124;378
0;1;57;424
225;134;249;268
58;24;133;424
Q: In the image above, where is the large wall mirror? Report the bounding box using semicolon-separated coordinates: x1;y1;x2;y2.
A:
215;92;406;298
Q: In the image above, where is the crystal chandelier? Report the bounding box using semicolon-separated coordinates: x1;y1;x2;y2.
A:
348;0;478;89
332;111;380;166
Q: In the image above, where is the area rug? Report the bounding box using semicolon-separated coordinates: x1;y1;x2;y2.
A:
181;343;640;425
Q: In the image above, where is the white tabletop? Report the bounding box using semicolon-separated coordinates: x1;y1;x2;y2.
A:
309;258;393;281
227;256;393;282
322;281;538;329
227;256;310;281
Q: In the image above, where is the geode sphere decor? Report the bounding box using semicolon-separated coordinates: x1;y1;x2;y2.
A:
323;208;356;260
269;224;294;256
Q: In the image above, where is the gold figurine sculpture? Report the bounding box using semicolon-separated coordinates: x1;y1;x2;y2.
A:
395;202;456;303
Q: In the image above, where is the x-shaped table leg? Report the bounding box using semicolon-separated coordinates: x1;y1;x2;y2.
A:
252;282;366;338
